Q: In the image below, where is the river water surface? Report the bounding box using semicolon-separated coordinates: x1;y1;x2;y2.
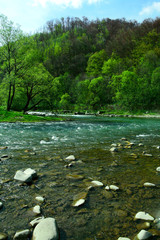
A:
0;115;160;239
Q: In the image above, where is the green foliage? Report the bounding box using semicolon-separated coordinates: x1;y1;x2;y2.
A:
59;93;71;110
86;50;107;77
1;15;160;113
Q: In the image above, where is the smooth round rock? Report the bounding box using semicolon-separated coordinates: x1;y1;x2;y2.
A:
0;202;3;209
32;217;59;240
91;180;103;187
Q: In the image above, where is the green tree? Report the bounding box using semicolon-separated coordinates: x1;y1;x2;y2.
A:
111;71;139;110
86;50;107;77
0;14;23;110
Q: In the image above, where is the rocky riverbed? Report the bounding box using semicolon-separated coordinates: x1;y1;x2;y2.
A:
0;136;160;240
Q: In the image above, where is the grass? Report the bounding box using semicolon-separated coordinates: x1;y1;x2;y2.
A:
0;110;66;122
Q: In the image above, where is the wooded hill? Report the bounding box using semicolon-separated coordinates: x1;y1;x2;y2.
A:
0;15;160;112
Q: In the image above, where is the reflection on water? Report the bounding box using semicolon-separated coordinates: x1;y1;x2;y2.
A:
0;116;160;239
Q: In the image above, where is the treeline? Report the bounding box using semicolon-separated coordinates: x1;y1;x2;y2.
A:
0;15;160;112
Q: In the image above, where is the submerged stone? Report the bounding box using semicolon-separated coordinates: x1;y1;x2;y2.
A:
156;167;160;172
105;185;119;191
14;168;37;183
66;174;84;180
110;147;118;152
32;217;59;240
0;233;8;240
137;229;152;240
33;205;41;215
144;182;156;187
134;212;154;221
72;199;85;207
91;180;103;187
0;202;3;209
35;196;45;203
65;155;76;161
13;229;30;239
118;238;131;240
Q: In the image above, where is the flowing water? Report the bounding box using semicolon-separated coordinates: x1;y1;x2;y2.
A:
0;115;160;239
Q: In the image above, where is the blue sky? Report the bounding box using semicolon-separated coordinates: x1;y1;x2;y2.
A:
1;0;160;34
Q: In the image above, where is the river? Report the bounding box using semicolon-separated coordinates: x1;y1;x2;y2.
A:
0;115;160;239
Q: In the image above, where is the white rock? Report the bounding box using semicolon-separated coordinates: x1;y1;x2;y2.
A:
33;205;41;215
118;238;131;240
32;217;59;240
111;143;118;147
24;168;37;179
29;216;45;227
73;199;85;207
110;185;119;191
137;230;152;240
65;155;76;161
13;229;30;239
35;196;45;203
14;170;32;183
110;147;118;152
105;185;119;191
91;180;103;187
144;182;156;187
0;233;8;240
135;212;154;221
156;167;160;172
0;202;3;209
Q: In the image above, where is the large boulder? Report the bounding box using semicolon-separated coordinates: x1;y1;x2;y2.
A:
32;217;59;240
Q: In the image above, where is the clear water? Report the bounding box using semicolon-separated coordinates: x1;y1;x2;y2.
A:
0;116;160;239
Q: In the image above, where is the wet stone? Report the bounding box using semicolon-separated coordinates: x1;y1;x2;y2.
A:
33;205;41;215
91;180;103;187
13;229;30;239
143;182;156;187
0;202;3;209
136;229;152;240
0;233;8;240
66;174;84;180
136;222;151;230
29;216;45;227
134;212;154;221
35;196;45;203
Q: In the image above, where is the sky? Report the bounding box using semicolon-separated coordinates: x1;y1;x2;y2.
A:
0;0;160;34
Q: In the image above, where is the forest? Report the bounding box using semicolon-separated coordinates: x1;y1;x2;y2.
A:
0;14;160;113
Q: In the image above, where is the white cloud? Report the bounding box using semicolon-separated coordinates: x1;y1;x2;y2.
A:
140;1;160;16
32;0;101;8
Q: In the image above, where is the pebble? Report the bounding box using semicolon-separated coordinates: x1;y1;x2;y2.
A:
91;180;104;187
143;182;155;187
134;212;154;221
137;229;152;240
72;199;85;207
65;155;76;161
33;205;41;215
156;167;160;172
105;185;119;191
0;233;8;240
0;202;3;209
110;147;118;152
35;196;45;203
13;229;30;239
118;238;131;240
